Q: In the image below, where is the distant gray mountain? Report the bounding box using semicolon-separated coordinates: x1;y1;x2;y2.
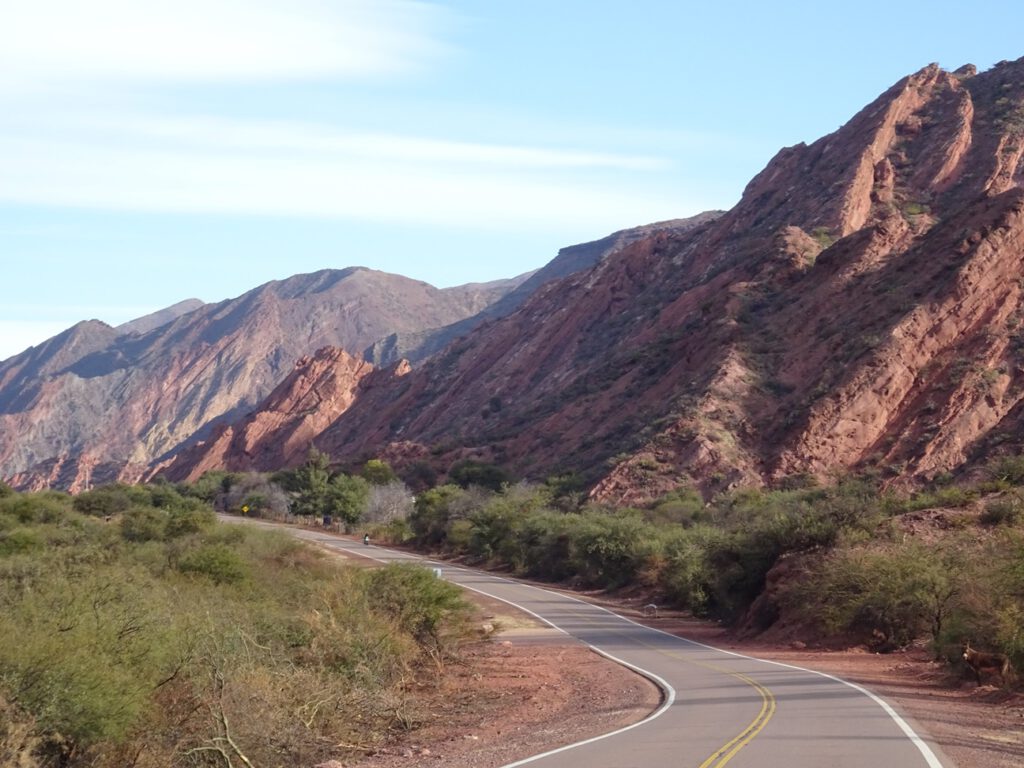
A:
116;299;206;336
0;267;525;491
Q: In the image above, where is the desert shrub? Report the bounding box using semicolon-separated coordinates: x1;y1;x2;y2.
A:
410;485;466;547
905;486;977;511
785;542;963;648
649;525;732;613
448;460;509;492
0;489;478;767
366;563;470;651
0;528;43;556
646;487;708;527
362;459;398;485
185;469;236;503
72;486;133;517
221;472;291;518
0;481;13;498
0;493;70;525
987;454;1024;486
176;543;249;584
326;473;370;526
509;511;575;580
364;480;415;525
980;493;1024;526
164;501;216;538
565;511;657;588
119;506;167;542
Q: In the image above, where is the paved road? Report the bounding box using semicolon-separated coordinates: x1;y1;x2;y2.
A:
236;520;953;768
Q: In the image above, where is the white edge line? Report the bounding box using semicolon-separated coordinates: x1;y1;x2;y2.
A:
260;523;679;767
530;589;947;768
448;580;677;768
228;519;945;768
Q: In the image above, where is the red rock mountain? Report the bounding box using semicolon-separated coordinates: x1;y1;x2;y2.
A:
0;268;527;491
309;59;1024;500
159;346;385;481
364;214;723;366
8;59;1024;502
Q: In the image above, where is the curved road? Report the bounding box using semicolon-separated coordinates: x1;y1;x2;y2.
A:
239;521;954;768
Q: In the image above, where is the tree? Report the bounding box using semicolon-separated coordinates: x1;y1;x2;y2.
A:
448;460;509;492
362;459;398;486
364;481;415;524
291;449;332;518
326;474;370;527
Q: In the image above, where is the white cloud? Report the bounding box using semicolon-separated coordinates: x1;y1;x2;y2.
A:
0;1;706;237
0;0;449;91
0;113;689;232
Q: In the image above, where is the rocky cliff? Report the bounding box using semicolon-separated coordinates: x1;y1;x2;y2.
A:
314;59;1024;500
364;213;723;366
157;346;383;481
0;268;522;491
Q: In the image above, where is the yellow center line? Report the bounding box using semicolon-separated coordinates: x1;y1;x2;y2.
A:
565;607;778;767
697;670;776;768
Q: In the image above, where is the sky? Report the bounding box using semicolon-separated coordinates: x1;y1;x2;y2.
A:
1;0;1022;360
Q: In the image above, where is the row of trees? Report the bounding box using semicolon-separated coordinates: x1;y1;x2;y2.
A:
372;467;1024;668
63;447;1024;672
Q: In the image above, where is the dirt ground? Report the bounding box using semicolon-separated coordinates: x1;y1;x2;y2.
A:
316;535;1024;768
352;591;659;768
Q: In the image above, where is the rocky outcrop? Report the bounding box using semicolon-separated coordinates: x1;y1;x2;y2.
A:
158;347;378;481
0;268;522;491
314;58;1024;501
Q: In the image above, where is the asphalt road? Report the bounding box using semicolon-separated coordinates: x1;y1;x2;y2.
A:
235;520;954;768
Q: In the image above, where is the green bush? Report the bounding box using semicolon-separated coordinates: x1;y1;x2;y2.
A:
410;485;466;547
366;563;469;647
981;494;1024;526
448;460;509;492
785;542;963;648
164;501;215;538
176;543;249;584
0;488;481;767
119;506;167;542
567;511;657;588
0;528;43;556
72;486;133;517
0;493;70;525
986;454;1024;486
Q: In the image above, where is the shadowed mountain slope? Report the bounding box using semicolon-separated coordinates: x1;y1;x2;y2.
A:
364;214;723;366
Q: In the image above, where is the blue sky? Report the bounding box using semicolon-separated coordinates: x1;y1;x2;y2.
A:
1;0;1022;360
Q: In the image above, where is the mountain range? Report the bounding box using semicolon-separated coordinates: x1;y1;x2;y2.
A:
4;58;1024;500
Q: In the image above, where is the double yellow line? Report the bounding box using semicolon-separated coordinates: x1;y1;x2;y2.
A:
621;628;778;767
529;604;779;767
696;668;776;768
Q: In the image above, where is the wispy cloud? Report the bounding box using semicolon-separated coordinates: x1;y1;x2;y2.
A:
0;1;692;232
0;0;450;92
0;111;686;231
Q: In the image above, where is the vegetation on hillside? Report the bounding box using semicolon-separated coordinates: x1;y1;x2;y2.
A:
0;482;470;767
